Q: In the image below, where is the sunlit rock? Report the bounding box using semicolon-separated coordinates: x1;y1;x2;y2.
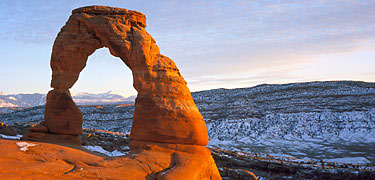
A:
21;5;223;179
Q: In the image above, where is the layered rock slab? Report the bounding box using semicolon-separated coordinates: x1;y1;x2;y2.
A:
0;139;221;179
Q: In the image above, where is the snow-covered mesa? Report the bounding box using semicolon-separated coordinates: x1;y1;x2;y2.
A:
196;81;375;164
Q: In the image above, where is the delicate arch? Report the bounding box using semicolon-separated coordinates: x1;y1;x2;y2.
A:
24;6;208;146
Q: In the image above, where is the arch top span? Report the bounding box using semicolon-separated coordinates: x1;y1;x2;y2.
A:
72;5;147;28
25;5;209;146
50;5;158;89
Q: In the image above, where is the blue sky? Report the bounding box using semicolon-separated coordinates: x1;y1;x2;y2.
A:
0;0;374;96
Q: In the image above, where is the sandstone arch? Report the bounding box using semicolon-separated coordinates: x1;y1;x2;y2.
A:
19;6;225;179
23;6;208;146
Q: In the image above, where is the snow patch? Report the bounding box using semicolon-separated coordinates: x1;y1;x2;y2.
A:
324;157;371;165
8;97;17;101
16;142;36;151
83;146;127;157
0;134;22;140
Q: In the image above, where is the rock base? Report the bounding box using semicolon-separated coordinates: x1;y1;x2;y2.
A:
130;140;222;179
0;139;221;179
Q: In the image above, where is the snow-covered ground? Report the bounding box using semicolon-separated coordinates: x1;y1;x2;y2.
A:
83;146;128;157
1;81;374;165
206;109;375;164
196;81;375;165
324;157;371;164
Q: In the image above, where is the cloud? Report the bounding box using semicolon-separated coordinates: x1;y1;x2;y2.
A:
2;0;374;54
158;0;375;85
1;0;374;93
185;63;306;91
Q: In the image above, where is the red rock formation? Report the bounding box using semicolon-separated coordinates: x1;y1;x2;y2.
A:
44;89;83;136
23;89;83;144
0;139;222;179
37;5;207;146
21;5;224;179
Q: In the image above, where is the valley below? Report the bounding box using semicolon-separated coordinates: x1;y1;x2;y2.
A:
1;81;375;179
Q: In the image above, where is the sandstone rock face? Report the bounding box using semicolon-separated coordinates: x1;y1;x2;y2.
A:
23;89;83;144
0;139;221;180
20;5;222;179
44;89;83;135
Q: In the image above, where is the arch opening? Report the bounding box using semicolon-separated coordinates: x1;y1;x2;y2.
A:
71;47;136;98
73;47;136;134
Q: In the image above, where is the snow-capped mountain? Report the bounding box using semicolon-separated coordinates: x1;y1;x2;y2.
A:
1;81;374;165
0;91;135;107
0;93;46;107
72;91;135;105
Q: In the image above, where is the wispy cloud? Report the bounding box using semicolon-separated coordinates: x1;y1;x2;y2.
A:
1;0;374;94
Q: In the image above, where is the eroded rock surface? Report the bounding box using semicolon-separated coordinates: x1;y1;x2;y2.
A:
0;139;221;179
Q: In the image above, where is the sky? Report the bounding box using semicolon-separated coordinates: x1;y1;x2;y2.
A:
0;0;374;97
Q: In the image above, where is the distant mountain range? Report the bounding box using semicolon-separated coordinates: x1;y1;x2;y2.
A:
0;91;135;107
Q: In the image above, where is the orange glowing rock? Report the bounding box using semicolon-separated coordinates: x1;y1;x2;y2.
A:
20;5;222;179
0;139;221;179
29;5;208;146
